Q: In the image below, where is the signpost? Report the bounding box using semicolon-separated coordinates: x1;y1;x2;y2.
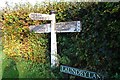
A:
60;65;102;80
29;10;103;79
29;11;81;68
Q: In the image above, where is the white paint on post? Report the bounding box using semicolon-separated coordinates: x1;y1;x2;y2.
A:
50;12;58;67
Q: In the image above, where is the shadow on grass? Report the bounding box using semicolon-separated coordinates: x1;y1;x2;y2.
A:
2;59;19;79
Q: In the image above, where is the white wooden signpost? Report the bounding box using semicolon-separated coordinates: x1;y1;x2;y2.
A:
29;10;103;79
29;11;81;68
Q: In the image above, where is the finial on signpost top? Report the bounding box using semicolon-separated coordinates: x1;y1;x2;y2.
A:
50;10;56;14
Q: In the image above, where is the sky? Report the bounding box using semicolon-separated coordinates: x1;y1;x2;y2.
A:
0;0;78;10
0;0;118;9
0;0;53;9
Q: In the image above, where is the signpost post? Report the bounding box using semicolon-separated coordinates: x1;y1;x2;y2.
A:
50;10;58;67
29;11;81;68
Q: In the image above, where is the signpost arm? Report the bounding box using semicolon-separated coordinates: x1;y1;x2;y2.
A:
50;10;58;68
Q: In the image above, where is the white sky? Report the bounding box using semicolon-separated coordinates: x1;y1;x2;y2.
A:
0;0;56;9
0;0;79;10
0;0;119;8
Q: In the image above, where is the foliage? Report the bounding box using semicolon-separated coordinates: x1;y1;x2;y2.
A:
1;3;49;63
0;2;120;79
58;2;120;79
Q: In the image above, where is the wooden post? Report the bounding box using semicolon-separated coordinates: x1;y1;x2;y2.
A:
50;10;58;68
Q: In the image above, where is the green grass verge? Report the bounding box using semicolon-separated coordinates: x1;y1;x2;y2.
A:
0;41;2;79
2;56;55;78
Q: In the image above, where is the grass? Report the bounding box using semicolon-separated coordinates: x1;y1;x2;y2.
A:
2;56;29;78
0;40;2;79
1;55;53;78
2;57;19;78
